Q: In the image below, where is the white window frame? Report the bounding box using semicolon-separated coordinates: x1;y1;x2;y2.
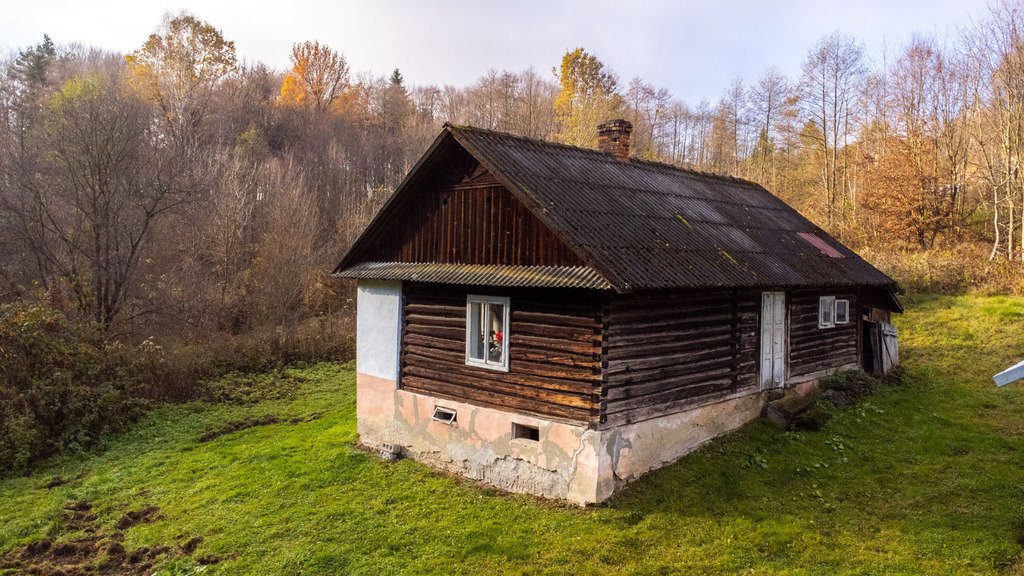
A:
818;296;836;328
835;299;850;325
465;294;510;372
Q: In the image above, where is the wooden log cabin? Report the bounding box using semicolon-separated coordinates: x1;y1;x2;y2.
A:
334;119;902;504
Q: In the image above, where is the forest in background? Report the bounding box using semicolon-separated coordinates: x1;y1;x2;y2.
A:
3;3;1024;374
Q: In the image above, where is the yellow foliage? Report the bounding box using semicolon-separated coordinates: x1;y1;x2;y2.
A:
277;74;307;107
552;48;621;148
123;56;160;104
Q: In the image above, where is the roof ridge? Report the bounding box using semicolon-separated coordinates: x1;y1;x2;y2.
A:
443;122;763;188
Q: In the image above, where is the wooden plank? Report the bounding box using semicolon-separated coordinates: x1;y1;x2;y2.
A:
607;319;744;344
512;321;602;343
403;353;598;394
606;353;748;388
405;303;464;317
403;324;464;341
604;366;737;401
604;328;735;357
403;313;464;328
509;333;601;356
402;377;592;423
605;313;740;338
403;364;594;408
606;344;737;377
601;388;739;428
605;378;735;414
403;332;463;353
513;347;600;368
513;361;601;383
512;310;601;330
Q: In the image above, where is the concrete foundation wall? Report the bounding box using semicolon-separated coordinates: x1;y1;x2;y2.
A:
356;371;820;504
597;393;768;500
357;372;603;504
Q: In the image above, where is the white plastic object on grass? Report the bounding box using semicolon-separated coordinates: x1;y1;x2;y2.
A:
994;359;1024;387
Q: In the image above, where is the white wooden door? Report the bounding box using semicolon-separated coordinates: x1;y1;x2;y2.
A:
760;292;786;389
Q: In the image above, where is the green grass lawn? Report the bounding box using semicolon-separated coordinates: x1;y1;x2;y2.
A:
3;294;1024;575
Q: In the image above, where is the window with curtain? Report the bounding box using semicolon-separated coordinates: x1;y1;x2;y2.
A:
466;295;510;371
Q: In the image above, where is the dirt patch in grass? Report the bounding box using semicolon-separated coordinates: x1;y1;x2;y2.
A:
180;536;203;555
115;505;162;530
0;500;208;575
198;412;324;442
44;476;69;489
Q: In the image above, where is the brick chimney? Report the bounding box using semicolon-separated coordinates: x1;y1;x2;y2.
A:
597;119;633;161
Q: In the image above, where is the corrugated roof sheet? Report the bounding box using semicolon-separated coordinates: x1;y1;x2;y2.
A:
335;124;898;293
339;262;612;290
448;125;897;291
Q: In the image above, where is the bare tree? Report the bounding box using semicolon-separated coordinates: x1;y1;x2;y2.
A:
749;67;794;184
801;31;867;232
962;0;1024;259
22;63;189;327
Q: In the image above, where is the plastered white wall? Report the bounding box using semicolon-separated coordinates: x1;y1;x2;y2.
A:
356;280;402;381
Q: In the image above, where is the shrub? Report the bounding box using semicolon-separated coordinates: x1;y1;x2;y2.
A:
133;312;355;402
862;244;1024;295
0;303;147;475
820;370;880;396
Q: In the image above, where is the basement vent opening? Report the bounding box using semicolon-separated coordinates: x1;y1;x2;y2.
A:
512;423;540;441
432;406;457;425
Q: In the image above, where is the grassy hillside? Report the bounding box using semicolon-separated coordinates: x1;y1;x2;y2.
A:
3;294;1024;575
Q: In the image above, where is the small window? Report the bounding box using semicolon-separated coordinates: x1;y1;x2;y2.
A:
432;406;457;425
835;299;850;324
819;296;836;328
466;295;510;371
512;423;540;441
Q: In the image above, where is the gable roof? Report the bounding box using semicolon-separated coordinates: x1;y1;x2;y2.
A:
335;123;898;294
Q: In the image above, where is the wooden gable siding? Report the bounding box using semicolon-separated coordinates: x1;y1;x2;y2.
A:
365;167;584;267
399;282;603;425
788;289;859;378
599;291;761;428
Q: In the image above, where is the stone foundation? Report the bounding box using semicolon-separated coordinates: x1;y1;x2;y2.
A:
357;372;822;504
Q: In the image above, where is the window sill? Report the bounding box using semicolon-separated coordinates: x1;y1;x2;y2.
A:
465;359;510;373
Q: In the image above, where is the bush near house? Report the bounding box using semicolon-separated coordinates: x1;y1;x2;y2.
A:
0;303;147;474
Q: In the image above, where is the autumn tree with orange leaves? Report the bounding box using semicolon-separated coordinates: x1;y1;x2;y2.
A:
278;41;350;111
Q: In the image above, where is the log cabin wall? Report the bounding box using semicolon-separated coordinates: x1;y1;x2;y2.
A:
400;282;603;426
600;290;761;428
788;288;859;378
363;169;584;267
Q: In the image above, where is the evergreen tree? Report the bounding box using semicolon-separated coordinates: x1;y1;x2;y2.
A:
10;35;56;90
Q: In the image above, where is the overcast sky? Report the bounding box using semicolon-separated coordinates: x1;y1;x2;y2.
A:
0;0;990;103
